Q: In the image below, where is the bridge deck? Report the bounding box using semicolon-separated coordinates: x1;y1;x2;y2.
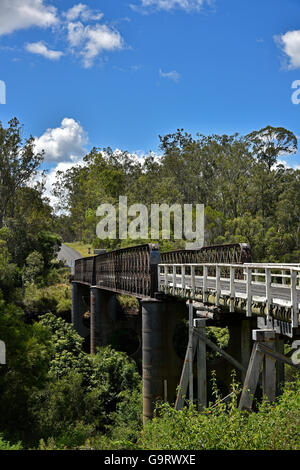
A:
72;243;300;338
158;263;300;337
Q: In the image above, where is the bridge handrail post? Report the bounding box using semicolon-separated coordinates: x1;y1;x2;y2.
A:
230;266;235;313
181;265;186;297
216;265;221;306
172;265;176;296
163;265;168;293
188;299;194;404
203;265;208;303
149;245;160;298
246;267;252;317
191;265;195;298
282;269;286;286
265;268;272;326
291;269;299;329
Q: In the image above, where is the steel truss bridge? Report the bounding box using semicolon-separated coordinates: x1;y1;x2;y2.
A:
72;242;300;420
73;242;300;338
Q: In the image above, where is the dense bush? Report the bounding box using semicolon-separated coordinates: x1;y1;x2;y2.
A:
0;434;22;450
0;298;52;442
21;314;142;447
23;282;71;320
139;377;300;450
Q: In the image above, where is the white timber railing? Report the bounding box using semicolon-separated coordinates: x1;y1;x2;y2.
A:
158;263;300;329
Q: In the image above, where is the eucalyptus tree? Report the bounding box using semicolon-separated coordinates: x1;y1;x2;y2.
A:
0;118;43;228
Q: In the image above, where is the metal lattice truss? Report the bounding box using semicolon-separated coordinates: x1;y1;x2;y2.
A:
74;244;160;298
160;243;251;265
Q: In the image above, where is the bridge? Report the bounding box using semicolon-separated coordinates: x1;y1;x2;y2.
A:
71;243;300;421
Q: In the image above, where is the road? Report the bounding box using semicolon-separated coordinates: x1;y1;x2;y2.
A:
57;244;82;269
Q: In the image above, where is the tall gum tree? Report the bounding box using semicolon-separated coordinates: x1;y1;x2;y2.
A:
0;118;43;228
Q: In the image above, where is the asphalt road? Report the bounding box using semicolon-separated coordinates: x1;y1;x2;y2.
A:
57;244;82;268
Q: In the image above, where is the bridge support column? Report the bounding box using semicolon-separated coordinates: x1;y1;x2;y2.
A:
90;287;101;354
194;318;207;410
227;318;257;383
240;318;257;382
239;329;277;411
72;282;79;331
142;299;165;424
72;282;90;340
141;298;185;423
93;289;118;349
275;336;285;395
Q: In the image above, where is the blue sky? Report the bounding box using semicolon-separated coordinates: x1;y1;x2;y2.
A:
2;0;300;194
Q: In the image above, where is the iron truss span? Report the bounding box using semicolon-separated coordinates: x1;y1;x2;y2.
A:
74;243;160;298
158;263;300;337
73;243;249;297
73;243;300;337
160;243;251;265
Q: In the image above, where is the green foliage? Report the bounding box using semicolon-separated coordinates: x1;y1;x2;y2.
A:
36;231;62;269
206;327;229;361
0;434;23;450
1;119;300;451
23;283;71;320
117;294;139;312
25;314;142;445
140;378;300;450
53;127;300;262
108;385;143;443
0;239;18;300
38;421;95;450
38;313;89;380
0;298;52;442
0;118;44;229
30;372;95;445
23;251;44;285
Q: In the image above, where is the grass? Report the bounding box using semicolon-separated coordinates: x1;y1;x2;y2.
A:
64;242;94;258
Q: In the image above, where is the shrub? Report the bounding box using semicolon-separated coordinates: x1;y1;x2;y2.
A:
0;434;22;450
139;378;300;450
24;284;71;320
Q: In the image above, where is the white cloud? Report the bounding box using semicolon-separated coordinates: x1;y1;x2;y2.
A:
159;68;181;82
132;0;214;12
67;21;85;47
272;159;300;171
26;41;64;60
44;161;85;208
0;0;58;36
67;22;124;68
34;118;88;163
65;3;103;22
276;30;300;69
0;1;125;68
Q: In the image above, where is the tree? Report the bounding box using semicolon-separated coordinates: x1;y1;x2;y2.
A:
23;251;44;285
0;118;44;227
0;298;52;442
246;126;297;170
